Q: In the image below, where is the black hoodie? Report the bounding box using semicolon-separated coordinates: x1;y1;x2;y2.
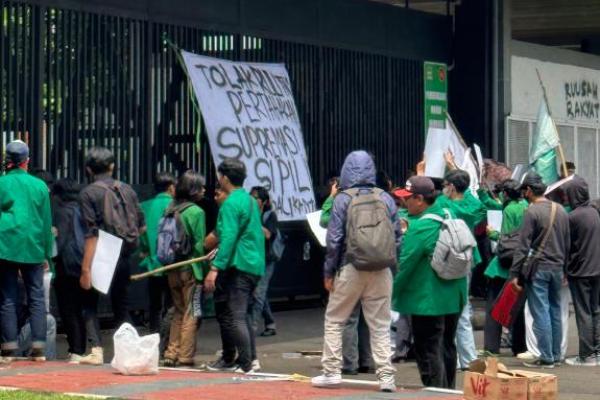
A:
565;175;600;278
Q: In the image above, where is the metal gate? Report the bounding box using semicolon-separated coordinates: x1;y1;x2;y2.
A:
1;0;426;188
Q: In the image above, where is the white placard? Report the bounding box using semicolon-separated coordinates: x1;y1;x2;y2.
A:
181;51;316;221
306;211;327;247
487;210;503;233
424;122;479;192
91;230;123;295
474;143;484;179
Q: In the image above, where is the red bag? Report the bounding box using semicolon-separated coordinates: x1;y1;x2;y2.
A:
491;281;526;328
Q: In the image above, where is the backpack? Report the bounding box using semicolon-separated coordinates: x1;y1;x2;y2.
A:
343;188;396;271
156;202;194;265
58;203;86;278
263;210;285;262
421;209;477;280
94;181;141;246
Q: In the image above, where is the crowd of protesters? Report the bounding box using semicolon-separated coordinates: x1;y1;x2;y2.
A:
2;139;600;393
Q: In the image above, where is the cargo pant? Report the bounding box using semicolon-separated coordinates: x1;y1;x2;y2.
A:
164;269;197;364
321;264;395;383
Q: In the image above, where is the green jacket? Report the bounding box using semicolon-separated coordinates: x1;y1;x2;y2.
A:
212;188;265;276
0;169;53;264
180;205;207;281
393;203;468;316
477;189;503;211
320;195;335;227
139;192;173;273
435;191;487;265
485;199;528;279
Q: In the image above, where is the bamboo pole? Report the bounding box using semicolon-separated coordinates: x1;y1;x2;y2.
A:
535;69;568;178
130;249;217;281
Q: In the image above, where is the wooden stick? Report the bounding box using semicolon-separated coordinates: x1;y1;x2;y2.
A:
556;143;569;178
130;250;216;281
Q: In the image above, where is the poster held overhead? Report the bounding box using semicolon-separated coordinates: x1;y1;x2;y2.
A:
306;211;327;247
180;51;316;221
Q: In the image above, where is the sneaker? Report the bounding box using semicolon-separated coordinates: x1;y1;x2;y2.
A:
233;366;252;374
251;359;261;372
162;358;177;367
206;358;238;372
358;366;374;374
341;368;358;375
523;359;555;369
0;350;15;363
68;353;83;364
379;380;396;393
79;347;104;366
29;348;46;362
260;328;277;337
311;373;342;388
517;351;537;361
565;356;598;367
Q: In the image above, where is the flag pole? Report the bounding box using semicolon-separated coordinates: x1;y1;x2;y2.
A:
535;69;568;178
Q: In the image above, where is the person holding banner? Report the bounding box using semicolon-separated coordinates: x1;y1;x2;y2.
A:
204;159;265;374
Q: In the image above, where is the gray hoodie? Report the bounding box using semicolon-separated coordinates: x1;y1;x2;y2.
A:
565;175;600;278
324;151;401;278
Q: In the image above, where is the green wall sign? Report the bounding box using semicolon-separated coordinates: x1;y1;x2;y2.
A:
424;61;448;135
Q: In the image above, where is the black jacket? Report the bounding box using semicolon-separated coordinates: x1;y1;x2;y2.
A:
565;176;600;278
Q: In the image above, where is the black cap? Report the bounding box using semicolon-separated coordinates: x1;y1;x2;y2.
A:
393;176;435;198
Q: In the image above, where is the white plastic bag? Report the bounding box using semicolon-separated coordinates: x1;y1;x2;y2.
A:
111;323;160;375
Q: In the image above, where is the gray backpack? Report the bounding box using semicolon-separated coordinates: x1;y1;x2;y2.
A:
344;188;396;271
420;209;476;280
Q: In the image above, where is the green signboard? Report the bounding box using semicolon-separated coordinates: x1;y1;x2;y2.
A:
424;61;448;135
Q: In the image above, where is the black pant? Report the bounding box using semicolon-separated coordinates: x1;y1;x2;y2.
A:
148;275;172;333
511;303;527;356
569;276;600;358
81;288;102;347
110;253;133;326
214;268;259;371
412;313;460;389
484;278;506;354
54;267;86;355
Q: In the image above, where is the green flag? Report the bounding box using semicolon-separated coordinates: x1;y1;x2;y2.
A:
530;99;559;184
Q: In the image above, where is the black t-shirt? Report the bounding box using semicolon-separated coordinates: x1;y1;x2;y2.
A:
262;209;278;263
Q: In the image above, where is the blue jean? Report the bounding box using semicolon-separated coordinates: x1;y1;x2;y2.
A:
18;314;56;360
527;268;563;363
252;262;276;331
0;261;46;351
456;301;478;368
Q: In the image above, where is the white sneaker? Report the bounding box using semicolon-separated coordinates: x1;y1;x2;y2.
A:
251;359;261;372
68;353;83;364
517;351;536;361
311;373;342;388
565;356;598;367
379;381;396;393
79;347;104;366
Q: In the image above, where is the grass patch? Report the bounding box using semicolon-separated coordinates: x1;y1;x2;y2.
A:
0;390;105;399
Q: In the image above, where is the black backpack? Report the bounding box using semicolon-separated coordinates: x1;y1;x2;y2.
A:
58;203;86;278
93;180;141;246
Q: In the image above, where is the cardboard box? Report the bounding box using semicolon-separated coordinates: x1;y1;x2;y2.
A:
510;370;558;400
463;358;558;400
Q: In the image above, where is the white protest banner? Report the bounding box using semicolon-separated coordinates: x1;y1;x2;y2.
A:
473;143;484;179
181;51;316;221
